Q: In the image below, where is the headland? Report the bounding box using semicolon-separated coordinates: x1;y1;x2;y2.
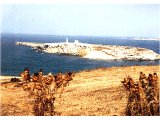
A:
16;40;160;61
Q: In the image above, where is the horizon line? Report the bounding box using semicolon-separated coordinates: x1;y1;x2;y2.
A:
1;32;160;38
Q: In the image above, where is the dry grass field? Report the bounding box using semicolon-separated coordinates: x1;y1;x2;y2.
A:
0;65;159;116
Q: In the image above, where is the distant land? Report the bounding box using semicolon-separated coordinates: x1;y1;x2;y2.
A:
131;37;160;41
1;33;160;41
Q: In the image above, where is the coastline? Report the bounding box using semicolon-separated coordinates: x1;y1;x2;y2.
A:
1;65;159;81
0;76;21;83
16;41;160;61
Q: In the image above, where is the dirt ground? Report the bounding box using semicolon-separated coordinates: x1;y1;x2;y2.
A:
0;65;159;116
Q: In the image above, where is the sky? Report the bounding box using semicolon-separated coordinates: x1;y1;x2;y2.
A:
1;4;160;37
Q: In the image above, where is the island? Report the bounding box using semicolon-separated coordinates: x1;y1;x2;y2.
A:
16;39;160;61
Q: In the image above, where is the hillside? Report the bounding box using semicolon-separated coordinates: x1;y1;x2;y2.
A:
0;65;159;116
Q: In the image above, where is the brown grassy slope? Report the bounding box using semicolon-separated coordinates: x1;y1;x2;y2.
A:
0;65;160;116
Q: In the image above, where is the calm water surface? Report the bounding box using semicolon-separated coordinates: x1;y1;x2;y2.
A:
1;33;159;76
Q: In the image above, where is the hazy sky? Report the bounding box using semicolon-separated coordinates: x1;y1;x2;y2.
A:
1;4;160;37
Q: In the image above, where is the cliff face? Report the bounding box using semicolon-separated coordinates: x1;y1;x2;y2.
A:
16;41;160;61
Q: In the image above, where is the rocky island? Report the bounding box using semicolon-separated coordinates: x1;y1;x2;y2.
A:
16;39;160;61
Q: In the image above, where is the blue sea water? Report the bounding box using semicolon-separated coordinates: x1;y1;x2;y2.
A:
1;33;160;76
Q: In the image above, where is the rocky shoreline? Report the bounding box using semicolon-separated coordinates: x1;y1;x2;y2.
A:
16;40;160;61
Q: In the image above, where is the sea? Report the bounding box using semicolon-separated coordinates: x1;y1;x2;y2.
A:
1;33;160;76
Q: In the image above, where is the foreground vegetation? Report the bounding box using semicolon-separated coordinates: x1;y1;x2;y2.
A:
0;65;159;116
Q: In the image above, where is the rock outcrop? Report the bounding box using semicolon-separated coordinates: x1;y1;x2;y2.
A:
16;40;160;61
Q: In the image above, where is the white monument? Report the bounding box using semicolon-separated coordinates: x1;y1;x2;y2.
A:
66;38;69;44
